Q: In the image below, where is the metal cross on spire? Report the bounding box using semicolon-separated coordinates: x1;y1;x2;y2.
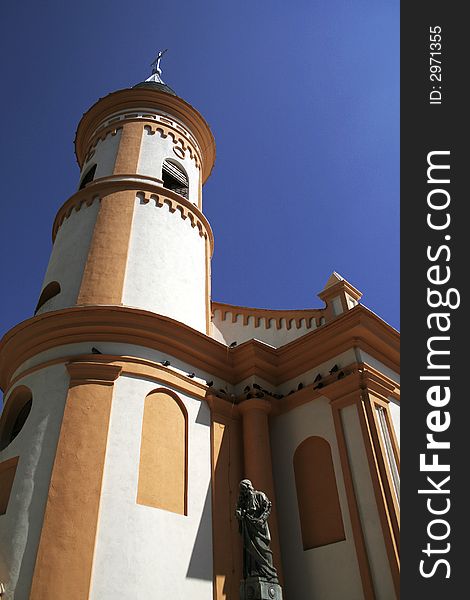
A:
146;49;168;84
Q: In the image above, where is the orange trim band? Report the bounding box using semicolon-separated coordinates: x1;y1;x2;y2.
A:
6;355;209;402
74;88;216;183
0;305;399;393
52;180;214;254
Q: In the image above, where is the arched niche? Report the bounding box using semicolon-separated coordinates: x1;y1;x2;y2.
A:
137;388;188;515
79;163;97;190
35;281;61;313
0;385;33;451
293;436;345;550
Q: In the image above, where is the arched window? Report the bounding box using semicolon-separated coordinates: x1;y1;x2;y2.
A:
0;386;33;451
293;436;345;550
137;389;188;515
35;281;61;313
79;164;97;190
162;159;189;199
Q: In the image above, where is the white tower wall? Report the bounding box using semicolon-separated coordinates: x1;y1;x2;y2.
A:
35;201;100;315
79;129;122;183
122;197;208;332
32;100;210;334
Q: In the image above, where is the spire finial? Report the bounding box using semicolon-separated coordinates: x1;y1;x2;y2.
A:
147;49;168;84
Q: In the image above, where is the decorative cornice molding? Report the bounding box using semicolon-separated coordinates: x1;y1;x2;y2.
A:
82;119;202;172
137;190;212;249
212;302;326;330
66;361;122;386
52;178;214;254
0;305;399;393
237;398;272;415
74;88;215;183
5;355;211;402
206;394;240;419
143;123;201;169
83;126;122;164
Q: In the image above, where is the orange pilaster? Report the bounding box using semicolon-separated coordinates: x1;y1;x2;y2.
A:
29;361;121;600
238;398;283;582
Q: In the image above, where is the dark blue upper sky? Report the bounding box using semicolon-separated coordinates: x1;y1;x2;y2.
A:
0;0;399;336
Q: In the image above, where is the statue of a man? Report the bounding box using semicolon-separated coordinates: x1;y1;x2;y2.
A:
235;479;278;582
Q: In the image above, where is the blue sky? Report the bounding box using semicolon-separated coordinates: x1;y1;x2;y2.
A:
0;0;399;337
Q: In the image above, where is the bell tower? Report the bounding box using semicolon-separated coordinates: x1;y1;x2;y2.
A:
36;56;215;333
0;59;219;600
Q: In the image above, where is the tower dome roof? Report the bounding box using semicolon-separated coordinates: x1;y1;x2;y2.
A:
132;80;177;96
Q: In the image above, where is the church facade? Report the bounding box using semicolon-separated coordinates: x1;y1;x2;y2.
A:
0;72;399;599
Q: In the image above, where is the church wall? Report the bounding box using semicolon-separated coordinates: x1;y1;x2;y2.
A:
0;365;69;600
35;201;100;315
138;126;200;206
270;396;364;600
211;311;315;348
357;350;400;384
122;198;207;332
79;129;122;182
340;404;396;599
278;349;357;394
89;374;213;600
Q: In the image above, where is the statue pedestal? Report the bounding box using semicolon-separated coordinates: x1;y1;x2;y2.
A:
240;577;283;600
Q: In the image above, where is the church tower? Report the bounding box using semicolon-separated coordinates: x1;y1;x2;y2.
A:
0;60;217;600
0;59;400;600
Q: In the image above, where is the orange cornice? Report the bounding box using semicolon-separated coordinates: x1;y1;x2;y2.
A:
5;355;212;404
66;361;122;386
212;301;326;330
273;362;400;415
206;393;241;418
231;305;399;380
238;397;272;415
52;177;214;254
0;305;399;392
74;88;216;182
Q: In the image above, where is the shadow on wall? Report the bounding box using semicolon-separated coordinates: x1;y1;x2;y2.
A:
195;401;211;426
186;485;213;581
209;412;244;599
187;400;212;580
